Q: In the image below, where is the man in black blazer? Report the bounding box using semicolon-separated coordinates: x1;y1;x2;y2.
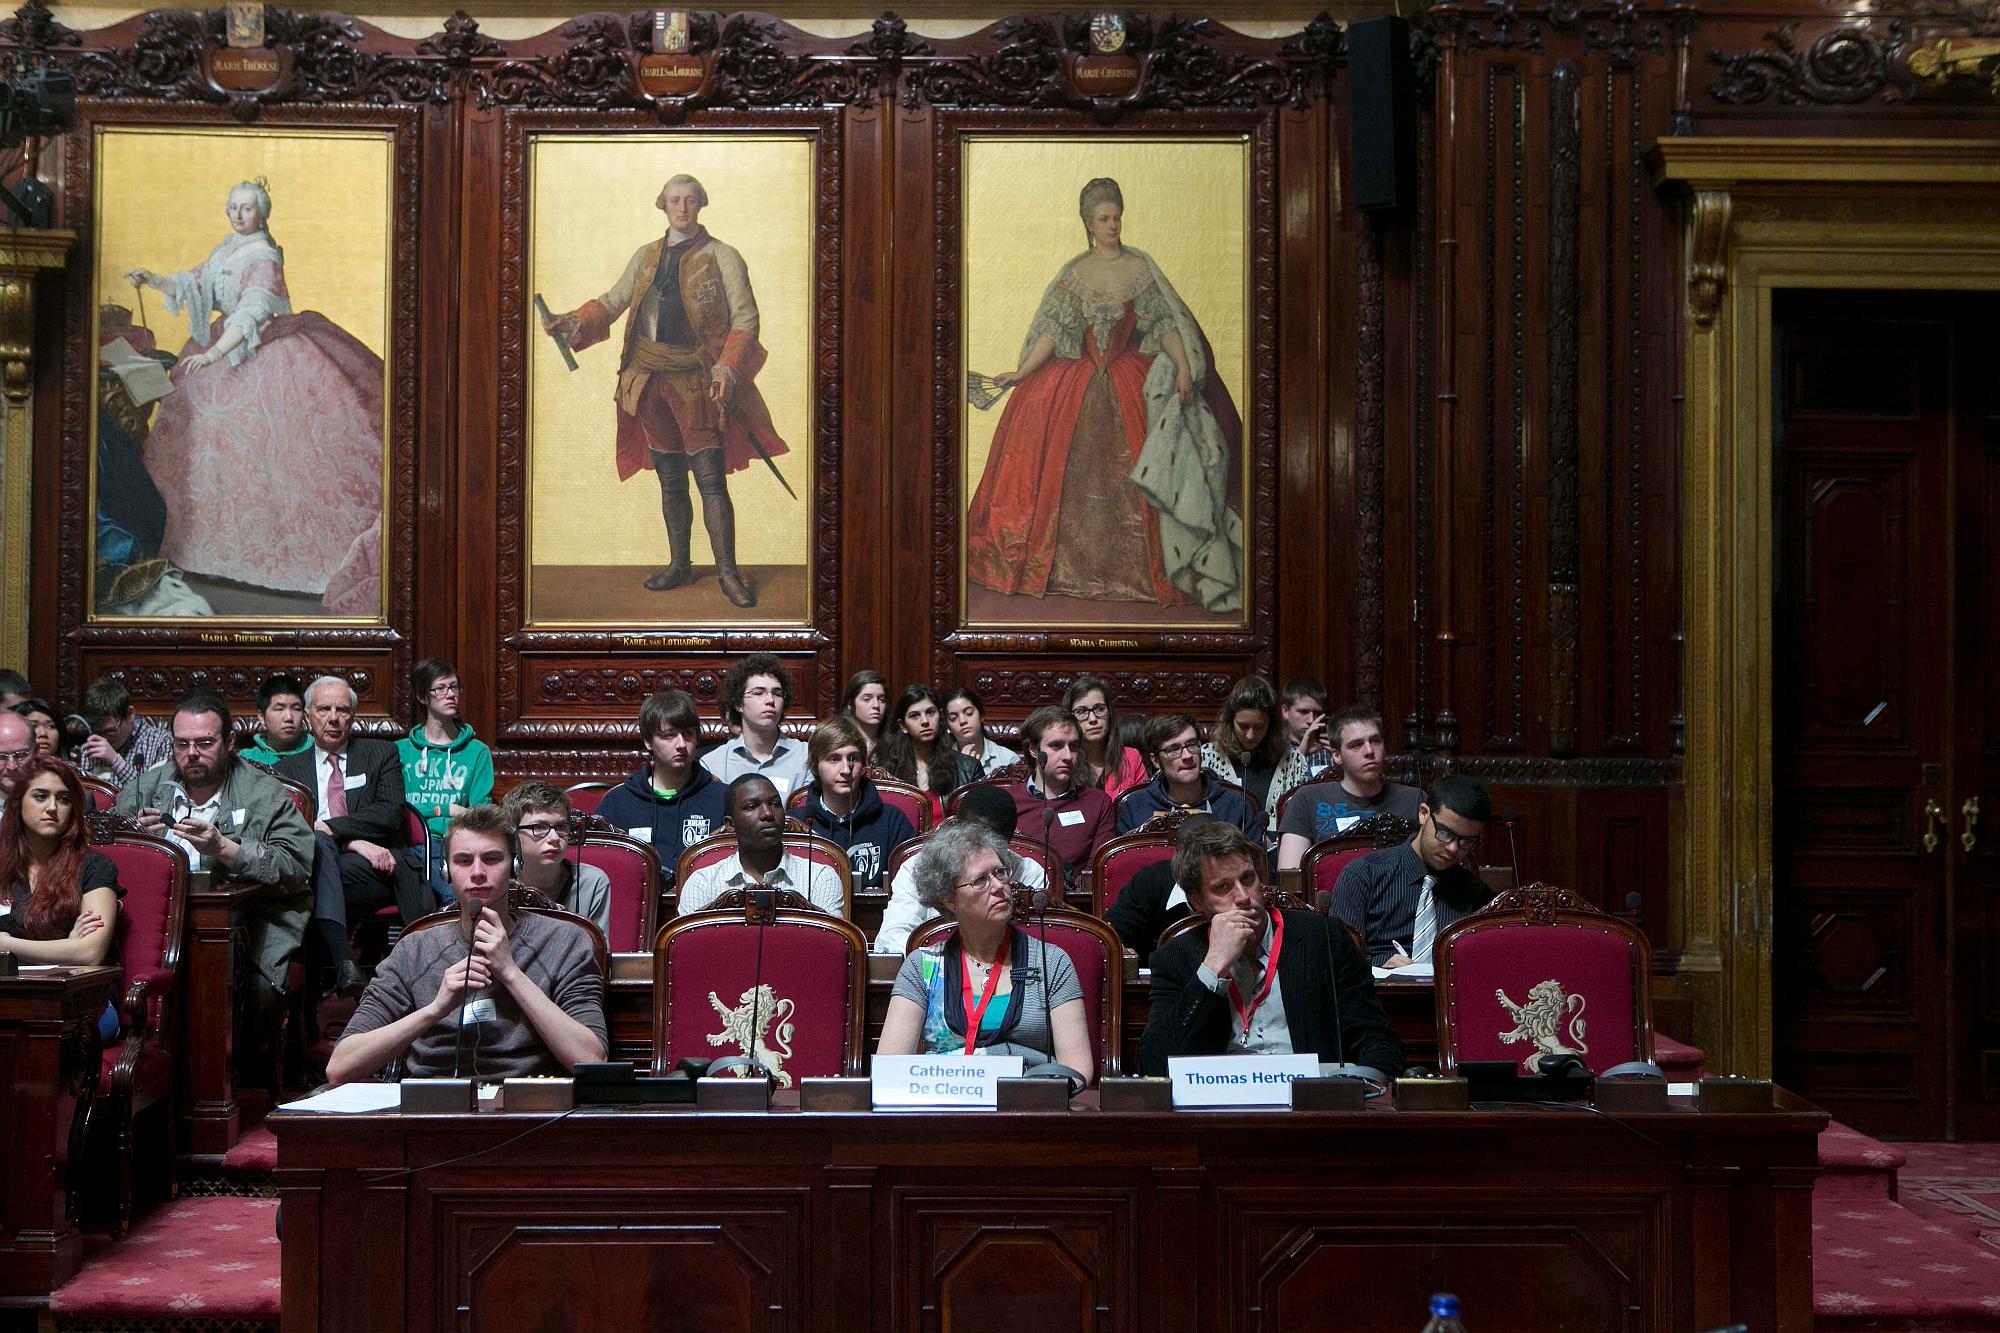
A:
279;676;429;993
1138;821;1402;1078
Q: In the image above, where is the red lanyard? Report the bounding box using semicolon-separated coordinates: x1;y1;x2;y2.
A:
1227;913;1285;1041
960;934;1010;1054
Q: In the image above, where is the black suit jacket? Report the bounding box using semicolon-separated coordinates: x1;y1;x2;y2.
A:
279;739;408;847
1137;909;1404;1078
1103;860;1190;965
280;738;429;921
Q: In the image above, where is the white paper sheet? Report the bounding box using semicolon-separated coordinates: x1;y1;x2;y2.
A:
1372;962;1434;981
280;1082;403;1114
99;337;175;406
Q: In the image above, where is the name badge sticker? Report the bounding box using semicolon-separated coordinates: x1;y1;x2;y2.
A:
626;827;652;843
1168;1054;1321;1108
1056;810;1086;827
344;773;368;790
871;1054;1024;1110
229;809;246;829
461;997;498;1025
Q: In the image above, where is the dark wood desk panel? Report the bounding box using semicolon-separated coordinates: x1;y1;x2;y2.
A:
274;1092;1824;1333
0;966;121;1305
179;874;262;1160
603;952;1440;1072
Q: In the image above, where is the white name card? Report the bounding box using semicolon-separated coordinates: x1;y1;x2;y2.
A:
1168;1054;1322;1108
871;1054;1024;1110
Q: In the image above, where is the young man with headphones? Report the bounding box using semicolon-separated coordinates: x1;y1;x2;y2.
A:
326;804;607;1085
1001;705;1115;882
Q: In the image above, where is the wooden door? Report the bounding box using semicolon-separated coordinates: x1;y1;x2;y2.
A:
1772;292;1954;1138
1952;314;2000;1139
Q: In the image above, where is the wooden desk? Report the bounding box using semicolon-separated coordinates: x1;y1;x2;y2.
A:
0;965;121;1305
178;873;262;1161
603;952;1441;1072
274;1090;1825;1332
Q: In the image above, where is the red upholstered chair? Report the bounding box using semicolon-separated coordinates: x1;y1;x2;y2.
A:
1087;827;1178;917
566;827;664;954
85;819;189;1237
1433;882;1654;1076
672;831;853;918
1300;814;1420;903
859;769;933;833
563;782;613;816
884;831;1064;902
402;887;610;982
651;898;868;1083
268;769;316;823
942;765;1029;816
78;775;119;814
907;900;1124;1079
1156;888;1340;955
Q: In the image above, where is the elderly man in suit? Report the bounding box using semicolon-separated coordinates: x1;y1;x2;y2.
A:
279;675;427;994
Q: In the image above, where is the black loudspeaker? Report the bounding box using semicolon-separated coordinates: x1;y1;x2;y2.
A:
1346;15;1415;215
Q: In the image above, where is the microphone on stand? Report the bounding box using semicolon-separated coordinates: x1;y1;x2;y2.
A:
1500;810;1524;888
451;892;482;1079
712;887;774;1081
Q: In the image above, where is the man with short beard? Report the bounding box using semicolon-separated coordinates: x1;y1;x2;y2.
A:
117;687;315;1076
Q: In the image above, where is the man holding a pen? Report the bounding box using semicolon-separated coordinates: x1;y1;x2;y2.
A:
1329;776;1496;970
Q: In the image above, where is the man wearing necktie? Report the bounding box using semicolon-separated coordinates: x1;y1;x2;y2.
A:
1330;775;1496;969
1138;821;1402;1076
279;675;428;995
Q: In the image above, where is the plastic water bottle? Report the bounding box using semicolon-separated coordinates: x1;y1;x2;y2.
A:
1421;1293;1467;1332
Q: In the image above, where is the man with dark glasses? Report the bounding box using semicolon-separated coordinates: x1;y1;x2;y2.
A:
1329;775;1495;970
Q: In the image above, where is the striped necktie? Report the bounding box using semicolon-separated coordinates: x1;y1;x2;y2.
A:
1411;874;1437;964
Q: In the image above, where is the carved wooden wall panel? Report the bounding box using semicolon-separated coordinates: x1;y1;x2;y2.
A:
14;1;1986;1023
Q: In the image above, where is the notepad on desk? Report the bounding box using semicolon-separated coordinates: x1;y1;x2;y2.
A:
1372;962;1434;981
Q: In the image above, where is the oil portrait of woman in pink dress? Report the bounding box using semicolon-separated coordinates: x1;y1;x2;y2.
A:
965;176;1244;620
122;179;384;617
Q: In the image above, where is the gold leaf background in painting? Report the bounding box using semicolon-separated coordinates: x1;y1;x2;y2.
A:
958;136;1250;514
94;127;392;361
527;134;813;569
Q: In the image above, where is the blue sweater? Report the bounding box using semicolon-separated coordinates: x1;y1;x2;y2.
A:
596;764;732;882
797;779;916;889
1114;773;1266;845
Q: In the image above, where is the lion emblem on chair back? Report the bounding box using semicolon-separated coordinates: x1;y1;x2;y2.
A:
1494;979;1589;1073
706;984;797;1086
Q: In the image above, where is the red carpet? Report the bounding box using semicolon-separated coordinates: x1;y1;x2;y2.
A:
50;1196;279;1324
1814;1128;2000;1329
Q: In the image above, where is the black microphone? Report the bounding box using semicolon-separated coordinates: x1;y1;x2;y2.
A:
713;887;774;1081
1312;895;1386;1088
1316;898;1348;1068
1501;809;1523;888
451;894;480;1079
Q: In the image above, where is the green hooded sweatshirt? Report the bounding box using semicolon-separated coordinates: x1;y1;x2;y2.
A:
396;723;495;838
239;733;313;768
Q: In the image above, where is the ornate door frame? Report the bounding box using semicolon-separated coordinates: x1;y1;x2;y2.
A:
1652;136;2000;1076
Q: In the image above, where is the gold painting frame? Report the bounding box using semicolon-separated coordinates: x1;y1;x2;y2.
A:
956;131;1254;633
522;130;817;630
85;123;395;625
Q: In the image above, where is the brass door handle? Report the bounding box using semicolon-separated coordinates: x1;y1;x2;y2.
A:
1925;799;1945;854
1966;797;1982;853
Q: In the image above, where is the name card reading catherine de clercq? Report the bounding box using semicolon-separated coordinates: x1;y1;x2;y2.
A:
1168;1055;1322;1108
871;1055;1025;1110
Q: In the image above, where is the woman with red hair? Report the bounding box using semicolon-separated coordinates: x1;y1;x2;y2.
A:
0;758;121;966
